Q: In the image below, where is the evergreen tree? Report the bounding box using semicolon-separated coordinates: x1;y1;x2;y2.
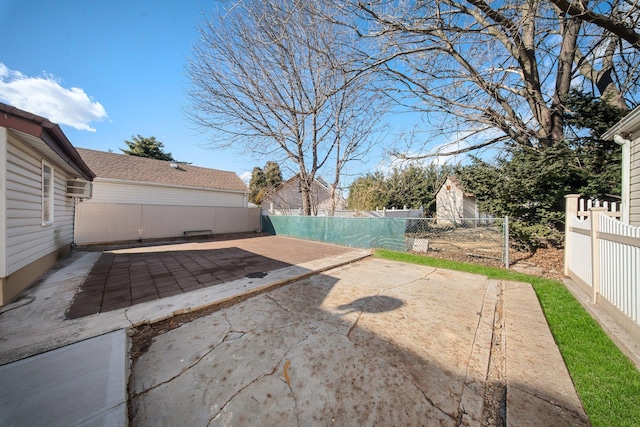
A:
457;91;627;250
264;161;283;189
121;135;176;161
347;172;389;210
347;164;451;214
248;167;267;204
248;161;283;204
564;90;626;198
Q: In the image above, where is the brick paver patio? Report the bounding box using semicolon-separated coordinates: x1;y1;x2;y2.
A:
66;236;354;319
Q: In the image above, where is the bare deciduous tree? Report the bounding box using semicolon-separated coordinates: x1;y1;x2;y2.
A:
332;0;639;158
186;0;386;214
548;0;640;49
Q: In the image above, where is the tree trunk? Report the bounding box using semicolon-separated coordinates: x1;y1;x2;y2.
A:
299;173;314;216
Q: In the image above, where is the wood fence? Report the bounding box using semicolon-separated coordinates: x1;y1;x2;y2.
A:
564;194;640;340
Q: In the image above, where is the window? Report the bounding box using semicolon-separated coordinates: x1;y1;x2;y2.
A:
42;160;54;225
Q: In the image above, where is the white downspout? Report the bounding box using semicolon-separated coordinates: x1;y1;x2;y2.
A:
614;134;631;224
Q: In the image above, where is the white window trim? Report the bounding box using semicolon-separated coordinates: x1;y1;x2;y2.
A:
42;159;54;226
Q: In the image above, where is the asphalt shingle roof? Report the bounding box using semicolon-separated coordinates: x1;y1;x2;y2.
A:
76;148;247;192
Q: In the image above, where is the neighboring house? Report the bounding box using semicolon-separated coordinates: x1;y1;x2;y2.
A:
76;148;248;207
436;176;485;222
0;103;94;306
261;175;346;215
74;149;256;244
603;105;640;226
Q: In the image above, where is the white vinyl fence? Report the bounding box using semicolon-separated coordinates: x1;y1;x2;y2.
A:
599;214;640;325
565;194;640;338
75;202;261;245
566;215;592;287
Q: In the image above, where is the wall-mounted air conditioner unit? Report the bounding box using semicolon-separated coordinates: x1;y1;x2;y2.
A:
66;180;92;198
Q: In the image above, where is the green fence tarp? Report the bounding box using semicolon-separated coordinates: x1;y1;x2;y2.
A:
261;215;407;252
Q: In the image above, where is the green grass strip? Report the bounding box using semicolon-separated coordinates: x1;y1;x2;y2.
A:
375;249;640;427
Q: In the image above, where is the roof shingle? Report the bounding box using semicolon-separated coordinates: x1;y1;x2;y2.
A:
76;148;247;192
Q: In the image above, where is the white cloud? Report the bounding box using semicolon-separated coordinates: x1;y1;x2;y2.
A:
0;63;107;132
239;170;252;185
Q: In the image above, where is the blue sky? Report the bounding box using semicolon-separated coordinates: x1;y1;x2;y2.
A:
0;0;269;182
0;0;467;186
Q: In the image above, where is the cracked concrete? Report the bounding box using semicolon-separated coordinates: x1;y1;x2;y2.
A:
0;235;590;426
0;240;369;366
129;258;587;426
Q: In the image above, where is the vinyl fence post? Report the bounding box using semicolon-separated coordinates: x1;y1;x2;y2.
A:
504;216;509;269
564;194;580;276
590;207;606;304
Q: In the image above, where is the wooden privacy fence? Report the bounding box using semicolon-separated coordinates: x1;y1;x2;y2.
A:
564;194;640;339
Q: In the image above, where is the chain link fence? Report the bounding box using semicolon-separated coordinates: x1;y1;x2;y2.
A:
405;218;509;268
262;215;511;268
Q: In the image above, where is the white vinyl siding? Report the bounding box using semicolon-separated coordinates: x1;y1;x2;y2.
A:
5;136;75;275
41;160;53;225
630;138;640;227
88;179;245;207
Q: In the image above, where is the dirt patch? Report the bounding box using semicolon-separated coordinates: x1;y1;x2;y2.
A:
407;222;565;280
414;246;565;280
517;247;565;278
127;277;302;364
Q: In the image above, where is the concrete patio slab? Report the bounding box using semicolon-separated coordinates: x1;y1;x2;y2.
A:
0;236;370;366
0;329;128;427
129;258;588;426
0;235;590;426
67;235;356;318
503;281;589;426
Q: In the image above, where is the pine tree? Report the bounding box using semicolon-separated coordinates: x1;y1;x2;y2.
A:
456;91;627;250
264;161;283;189
121;135;176;161
248;167;267;204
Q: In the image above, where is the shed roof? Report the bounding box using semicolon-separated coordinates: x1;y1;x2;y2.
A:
0;102;95;180
440;175;475;197
76;148;247;192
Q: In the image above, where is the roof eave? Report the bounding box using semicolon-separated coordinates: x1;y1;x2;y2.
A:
0;103;95;180
94;177;248;194
602;105;640;143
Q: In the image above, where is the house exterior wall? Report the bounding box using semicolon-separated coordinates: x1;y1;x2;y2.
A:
436;177;465;219
1;132;75;304
87;179;246;207
630;137;640;227
0;128;7;281
263;179;343;214
463;196;478;218
436;177;483;223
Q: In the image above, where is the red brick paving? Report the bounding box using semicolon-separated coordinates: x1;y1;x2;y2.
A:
66;236;354;319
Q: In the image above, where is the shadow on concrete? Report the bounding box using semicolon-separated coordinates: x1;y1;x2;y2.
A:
130;264;489;425
130;259;590;426
66;248;294;319
336;295;405;314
